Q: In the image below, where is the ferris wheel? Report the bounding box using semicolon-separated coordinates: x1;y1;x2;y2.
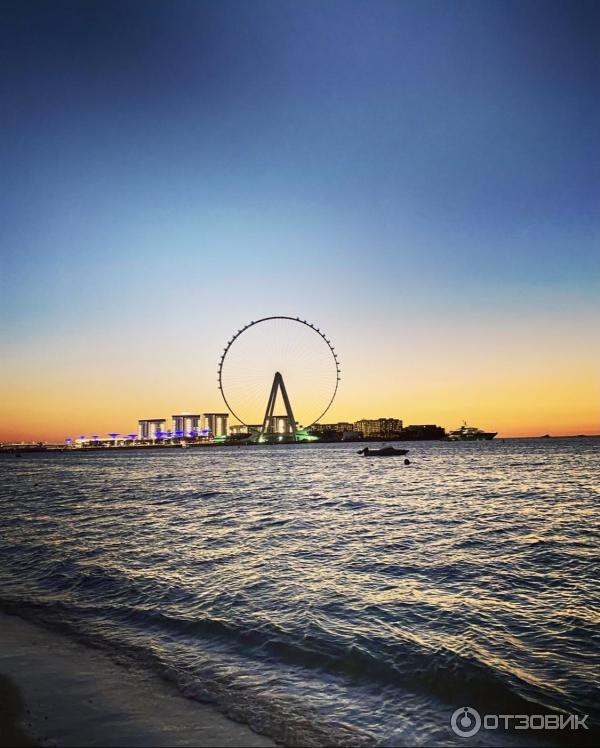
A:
218;316;341;441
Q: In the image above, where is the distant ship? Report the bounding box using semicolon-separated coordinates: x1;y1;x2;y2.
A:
448;422;497;441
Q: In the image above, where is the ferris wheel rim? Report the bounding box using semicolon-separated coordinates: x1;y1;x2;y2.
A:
217;315;341;429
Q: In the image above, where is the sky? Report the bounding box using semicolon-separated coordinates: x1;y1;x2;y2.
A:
0;0;598;441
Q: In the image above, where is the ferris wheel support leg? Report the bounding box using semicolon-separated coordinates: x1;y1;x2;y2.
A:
260;372;298;442
278;373;298;442
260;374;279;437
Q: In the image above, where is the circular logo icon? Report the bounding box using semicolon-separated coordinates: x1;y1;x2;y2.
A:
451;707;482;738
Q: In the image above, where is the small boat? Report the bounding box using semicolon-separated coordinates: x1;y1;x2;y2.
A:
180;441;190;448
358;446;409;457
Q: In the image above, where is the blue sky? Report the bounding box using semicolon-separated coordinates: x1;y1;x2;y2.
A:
0;0;598;438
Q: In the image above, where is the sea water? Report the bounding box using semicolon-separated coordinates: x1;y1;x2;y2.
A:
1;439;598;746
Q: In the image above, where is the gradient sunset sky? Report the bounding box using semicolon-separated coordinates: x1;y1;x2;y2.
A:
1;0;598;441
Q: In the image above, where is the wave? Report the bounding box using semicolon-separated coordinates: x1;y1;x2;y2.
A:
2;440;599;746
2;592;597;742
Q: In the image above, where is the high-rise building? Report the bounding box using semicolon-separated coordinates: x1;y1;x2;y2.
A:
172;414;201;436
201;413;229;437
138;419;166;440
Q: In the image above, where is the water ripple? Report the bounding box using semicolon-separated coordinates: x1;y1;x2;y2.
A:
1;438;598;746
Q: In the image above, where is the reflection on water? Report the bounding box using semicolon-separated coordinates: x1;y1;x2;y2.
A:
1;439;598;746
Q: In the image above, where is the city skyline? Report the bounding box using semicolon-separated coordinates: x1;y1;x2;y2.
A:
1;0;598;442
6;403;595;445
2;309;599;440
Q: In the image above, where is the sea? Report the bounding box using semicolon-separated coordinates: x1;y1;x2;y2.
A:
1;438;598;746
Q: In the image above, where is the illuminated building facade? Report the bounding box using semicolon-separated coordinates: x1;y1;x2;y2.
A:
263;415;295;435
312;422;354;433
138;419;166;440
202;413;229;437
353;418;403;437
172;414;201;436
377;418;403;434
229;424;263;437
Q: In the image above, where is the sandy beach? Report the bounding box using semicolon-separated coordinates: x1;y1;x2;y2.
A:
0;612;275;747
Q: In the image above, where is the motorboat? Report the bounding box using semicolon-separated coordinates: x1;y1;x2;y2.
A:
358;446;409;457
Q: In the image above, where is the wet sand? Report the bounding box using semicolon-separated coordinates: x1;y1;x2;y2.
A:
0;612;275;747
0;673;35;747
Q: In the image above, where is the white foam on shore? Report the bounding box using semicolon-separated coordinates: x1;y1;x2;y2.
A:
0;612;275;747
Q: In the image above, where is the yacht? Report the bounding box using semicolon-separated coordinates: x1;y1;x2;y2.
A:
448;422;497;441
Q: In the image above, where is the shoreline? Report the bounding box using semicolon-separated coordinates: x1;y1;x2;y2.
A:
0;612;275;747
2;433;599;454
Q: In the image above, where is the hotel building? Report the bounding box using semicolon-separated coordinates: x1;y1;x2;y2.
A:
138;419;167;440
201;413;229;437
171;414;201;436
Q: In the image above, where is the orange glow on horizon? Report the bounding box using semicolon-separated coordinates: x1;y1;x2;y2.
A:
1;307;598;443
1;365;597;442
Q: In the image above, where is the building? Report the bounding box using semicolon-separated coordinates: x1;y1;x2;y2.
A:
377;418;403;434
401;424;446;440
229;424;249;436
311;422;354;434
229;424;262;437
353;419;379;437
171;414;201;437
354;418;403;437
202;413;229;437
264;415;295;435
138;419;166;440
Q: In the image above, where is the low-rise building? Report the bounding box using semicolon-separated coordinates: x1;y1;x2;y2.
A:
264;415;296;435
229;424;263;435
311;422;354;434
401;424;446;440
354;418;403;437
378;418;403;434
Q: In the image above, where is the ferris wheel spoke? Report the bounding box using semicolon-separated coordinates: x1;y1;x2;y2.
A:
217;316;340;433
